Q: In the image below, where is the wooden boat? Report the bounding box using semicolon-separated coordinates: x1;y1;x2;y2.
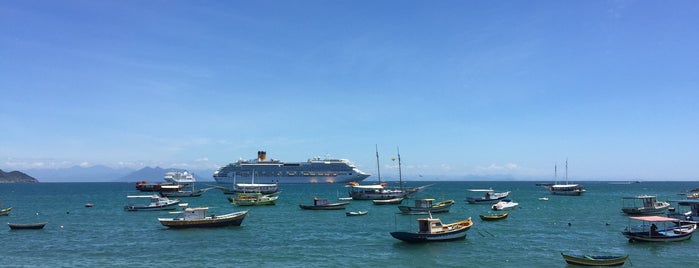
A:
160;186;214;197
158;207;248;229
8;222;47;230
561;253;629;266
135;181;185;192
124;195;180;211
299;197;349;210
491;200;518;211
466;189;510;204
372;197;404;205
479;213;508;221
0;207;12;216
213;172;279;195
346;211;368;216
347;147;425;200
621;195;670;215
398;198;455;215
622;215;696;242
390;214;473;242
544;161;585;196
228;193;278;206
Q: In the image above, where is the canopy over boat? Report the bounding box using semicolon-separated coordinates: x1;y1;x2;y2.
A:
348;184;385;189
629;216;679;222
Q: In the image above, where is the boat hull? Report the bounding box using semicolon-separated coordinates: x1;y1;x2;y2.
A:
398;200;454;215
8;222;47;230
372;198;404;205
124;201;180;211
299;201;349;210
561;253;628;266
622;224;696;242
390;228;468;242
159;211;248;229
479;213;508;221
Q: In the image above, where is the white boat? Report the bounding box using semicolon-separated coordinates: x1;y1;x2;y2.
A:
124;195;180;211
213;171;280;194
398;198;455;215
538;197;549;201
466;189;510;204
545;160;585;196
158;207;248;228
622;215;696;242
213;151;370;184
347;147;424;200
163;170;196;185
492;200;519;211
621;195;670;215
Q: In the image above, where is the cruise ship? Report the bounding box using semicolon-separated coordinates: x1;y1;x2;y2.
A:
213;151;370;184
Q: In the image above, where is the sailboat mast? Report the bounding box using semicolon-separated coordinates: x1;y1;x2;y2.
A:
565;158;568;184
397;147;403;191
375;144;382;184
554;164;558;185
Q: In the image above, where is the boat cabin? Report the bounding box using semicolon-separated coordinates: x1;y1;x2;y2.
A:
418;217;444;233
414;199;435;208
314;197;330;206
183;207;208;220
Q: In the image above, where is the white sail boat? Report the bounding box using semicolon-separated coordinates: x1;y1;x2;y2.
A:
546;159;585;196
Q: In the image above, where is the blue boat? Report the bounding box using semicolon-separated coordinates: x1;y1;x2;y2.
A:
390;215;473;243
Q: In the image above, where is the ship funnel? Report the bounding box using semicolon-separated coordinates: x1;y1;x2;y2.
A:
257;151;267;161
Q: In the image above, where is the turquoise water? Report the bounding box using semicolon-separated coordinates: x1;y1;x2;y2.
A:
2;181;699;267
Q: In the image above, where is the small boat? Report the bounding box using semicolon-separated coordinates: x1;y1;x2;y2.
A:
622;215;696;242
621;195;670;215
492;200;519;211
372;197;404;205
135;181;185;192
390;214;474;242
346;211;368;216
228;193;278;206
466;189;510;204
8;222;47;230
398;198;455;215
479;213;508;221
84;203;94;208
124;195;181;211
338;197;353;201
0;207;12;216
160;186;213;198
538;197;549;201
561;253;629;266
299;197;349;210
158;207;248;229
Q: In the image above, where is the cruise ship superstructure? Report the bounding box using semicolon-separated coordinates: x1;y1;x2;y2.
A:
213;151;370;184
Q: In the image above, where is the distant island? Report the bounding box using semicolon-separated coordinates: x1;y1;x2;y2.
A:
0;169;39;183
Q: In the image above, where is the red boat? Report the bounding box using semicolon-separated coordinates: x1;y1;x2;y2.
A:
135;181;185;192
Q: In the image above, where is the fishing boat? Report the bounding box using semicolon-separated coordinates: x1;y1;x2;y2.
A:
299;197;349;210
160;185;213;197
492;200;519;211
560;253;629;266
466;189;510;204
158;207;248;229
228;193;278;206
372;197;404;205
390;214;474;243
8;222;47;230
479;213;508;221
398;198;455;215
622;215;696;242
213;171;279;195
0;207;11;216
544;160;585;196
346;211;368;216
348;147;426;200
621;195;670;215
123;195;181;211
667;199;699;222
135;181;185;192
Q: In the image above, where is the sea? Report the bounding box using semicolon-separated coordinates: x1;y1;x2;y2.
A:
2;180;699;267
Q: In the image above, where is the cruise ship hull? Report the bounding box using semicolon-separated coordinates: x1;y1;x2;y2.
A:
213;151;370;184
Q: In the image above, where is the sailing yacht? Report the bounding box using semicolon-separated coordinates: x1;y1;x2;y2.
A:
546;160;585;196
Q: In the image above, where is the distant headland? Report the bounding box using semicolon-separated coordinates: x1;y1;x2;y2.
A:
0;169;39;183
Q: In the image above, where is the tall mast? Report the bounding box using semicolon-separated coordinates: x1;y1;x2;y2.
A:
554;163;558;185
565;158;568;184
397;147;403;191
375;144;381;184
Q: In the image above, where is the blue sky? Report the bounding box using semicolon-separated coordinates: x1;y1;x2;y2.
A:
1;1;698;180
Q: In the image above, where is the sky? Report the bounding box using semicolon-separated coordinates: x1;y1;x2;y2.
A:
1;1;698;181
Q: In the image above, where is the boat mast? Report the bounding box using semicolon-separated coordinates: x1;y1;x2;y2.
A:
375;144;382;184
565;158;568;184
554;163;558;185
397;147;403;191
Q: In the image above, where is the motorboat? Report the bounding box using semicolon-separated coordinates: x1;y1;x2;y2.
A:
622;215;696;242
466;189;510;204
124;195;180;211
492;200;519;211
346;211;368;216
158;207;248;228
621;195;670;215
390;214;473;242
398;198;455;215
228;193;278;206
372;197;404;205
299;197;349;210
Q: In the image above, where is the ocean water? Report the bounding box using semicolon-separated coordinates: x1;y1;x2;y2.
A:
1;181;699;267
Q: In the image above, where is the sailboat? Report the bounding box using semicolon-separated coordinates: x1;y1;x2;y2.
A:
546;159;585;196
348;146;408;200
213;171;279;195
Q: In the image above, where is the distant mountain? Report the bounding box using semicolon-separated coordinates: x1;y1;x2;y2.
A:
116;167;216;182
24;165;132;182
0;169;39;183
